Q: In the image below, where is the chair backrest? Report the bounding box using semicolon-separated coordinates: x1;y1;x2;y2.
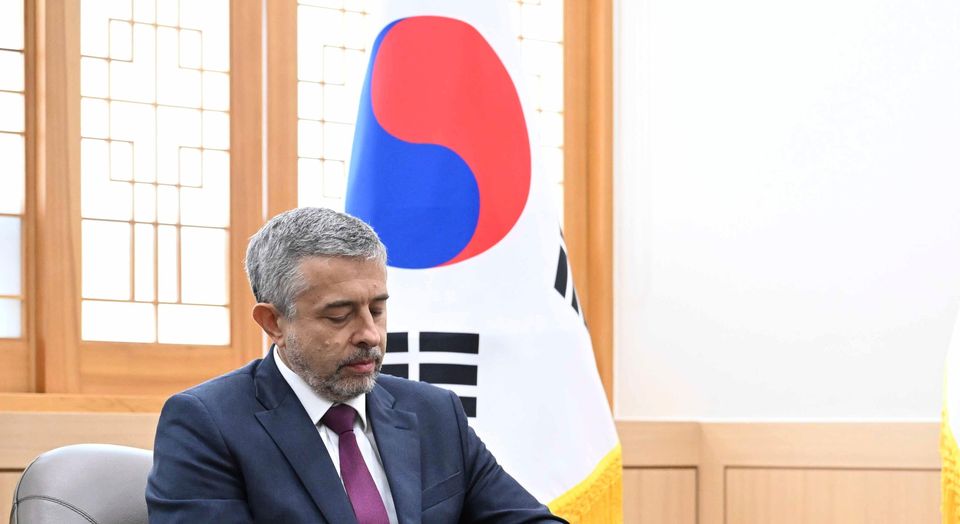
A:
9;444;152;524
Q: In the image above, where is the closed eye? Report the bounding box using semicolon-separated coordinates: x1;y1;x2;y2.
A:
325;314;350;323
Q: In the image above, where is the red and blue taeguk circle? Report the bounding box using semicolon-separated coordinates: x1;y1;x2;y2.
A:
345;16;531;269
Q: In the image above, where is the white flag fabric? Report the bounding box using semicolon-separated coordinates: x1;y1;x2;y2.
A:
343;1;621;520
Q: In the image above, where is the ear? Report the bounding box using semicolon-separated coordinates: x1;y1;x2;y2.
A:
252;303;286;348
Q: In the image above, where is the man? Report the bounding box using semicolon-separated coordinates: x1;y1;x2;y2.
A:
146;207;563;523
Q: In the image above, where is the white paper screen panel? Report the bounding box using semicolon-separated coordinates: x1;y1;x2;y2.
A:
0;0;25;339
79;0;230;345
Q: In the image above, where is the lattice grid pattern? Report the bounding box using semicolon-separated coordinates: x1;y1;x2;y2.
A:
296;0;371;211
0;0;26;339
79;0;231;344
513;0;564;217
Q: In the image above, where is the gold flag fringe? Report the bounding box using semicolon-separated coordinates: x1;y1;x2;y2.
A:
549;444;623;523
943;409;960;524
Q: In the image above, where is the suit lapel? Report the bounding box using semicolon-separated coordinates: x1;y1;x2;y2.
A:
368;384;422;524
254;349;357;524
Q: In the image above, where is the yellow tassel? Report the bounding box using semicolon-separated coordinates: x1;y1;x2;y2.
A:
548;444;623;523
943;411;960;524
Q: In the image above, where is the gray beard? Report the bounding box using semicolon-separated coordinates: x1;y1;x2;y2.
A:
283;333;382;403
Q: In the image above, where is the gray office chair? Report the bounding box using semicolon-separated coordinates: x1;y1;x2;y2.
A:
9;444;152;524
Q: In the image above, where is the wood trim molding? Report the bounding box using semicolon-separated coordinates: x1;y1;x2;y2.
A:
0;417;928;461
563;0;613;406
585;0;614;410
265;0;299;219
618;421;701;467
230;0;269;365
34;0;82;393
564;0;614;407
616;420;940;524
23;0;39;393
564;0;589;302
78;344;237;395
0;393;164;413
697;422;940;469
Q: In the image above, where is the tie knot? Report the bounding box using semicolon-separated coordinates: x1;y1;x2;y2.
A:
322;404;357;435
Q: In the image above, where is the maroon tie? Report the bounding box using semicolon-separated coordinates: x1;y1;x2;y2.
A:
321;404;390;524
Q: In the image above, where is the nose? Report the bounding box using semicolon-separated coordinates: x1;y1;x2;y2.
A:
351;309;382;350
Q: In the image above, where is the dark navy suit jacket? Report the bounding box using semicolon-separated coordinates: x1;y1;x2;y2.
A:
146;349;563;523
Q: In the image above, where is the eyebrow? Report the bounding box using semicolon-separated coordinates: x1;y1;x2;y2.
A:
322;294;389;310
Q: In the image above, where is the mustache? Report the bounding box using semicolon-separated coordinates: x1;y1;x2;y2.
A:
336;346;383;370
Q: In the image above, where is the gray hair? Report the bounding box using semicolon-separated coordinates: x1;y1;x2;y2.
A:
244;207;387;317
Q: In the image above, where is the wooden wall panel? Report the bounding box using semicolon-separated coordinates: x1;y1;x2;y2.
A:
697;422;940;523
616;421;940;524
623;468;697;523
726;468;939;524
0;342;30;392
0;393;164;412
0;416;941;522
0;413;157;468
78;344;236;395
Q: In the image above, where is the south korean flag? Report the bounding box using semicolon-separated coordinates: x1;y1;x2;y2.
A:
344;1;621;520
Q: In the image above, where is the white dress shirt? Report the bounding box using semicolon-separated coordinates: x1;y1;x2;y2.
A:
275;353;399;524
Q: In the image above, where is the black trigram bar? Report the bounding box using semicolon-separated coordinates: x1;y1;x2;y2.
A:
386;332;408;353
458;396;477;417
380;364;409;379
420;364;477;386
554;247;568;296
554;245;581;316
420;332;479;354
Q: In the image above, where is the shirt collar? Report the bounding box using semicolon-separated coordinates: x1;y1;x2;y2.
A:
273;347;369;430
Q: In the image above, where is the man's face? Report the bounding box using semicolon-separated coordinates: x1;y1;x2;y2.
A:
276;256;388;402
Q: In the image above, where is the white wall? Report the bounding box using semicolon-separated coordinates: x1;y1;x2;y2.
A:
614;0;960;420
